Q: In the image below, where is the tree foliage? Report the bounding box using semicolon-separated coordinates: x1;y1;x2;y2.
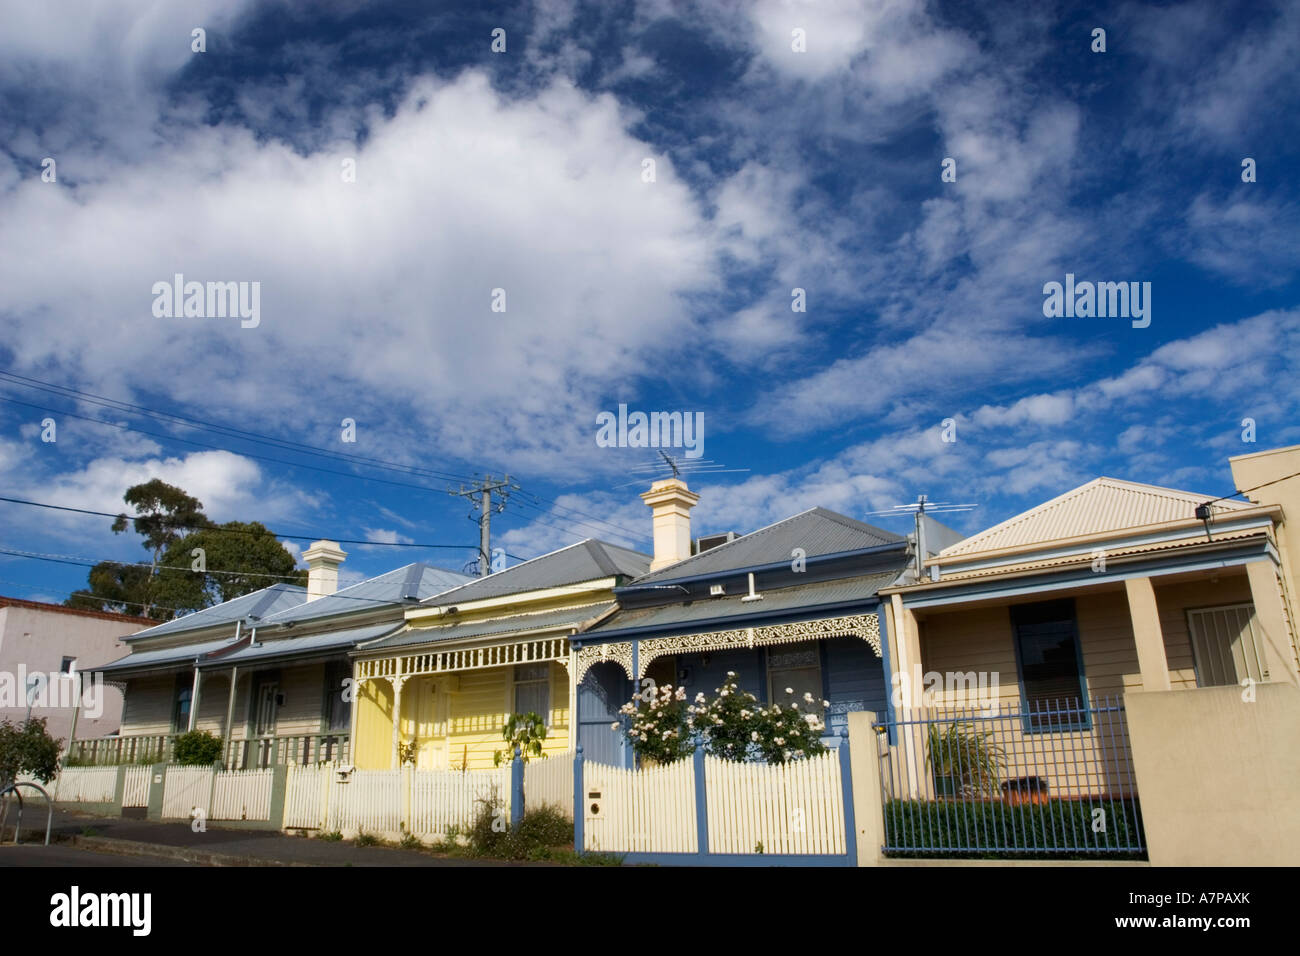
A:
65;481;303;620
0;717;62;787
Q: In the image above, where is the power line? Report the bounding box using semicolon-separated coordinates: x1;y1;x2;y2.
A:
0;371;653;542
0;370;479;484
0;395;469;496
0;494;478;550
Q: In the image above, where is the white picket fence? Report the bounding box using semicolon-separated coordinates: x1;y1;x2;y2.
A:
582;759;698;854
328;769;403;834
51;766;118;803
282;763;512;836
162;766;214;818
122;766;152;808
705;751;846;855
523;755;573;817
211;768;274;821
581;752;848;856
284;763;333;829
410;767;510;836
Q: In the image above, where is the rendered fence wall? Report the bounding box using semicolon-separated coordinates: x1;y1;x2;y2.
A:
122;766;152;808
523;755;573;817
162;766;215;819
52;766;118;803
583;759;697;853
705;751;846;854
211;768;274;821
409;767;510;836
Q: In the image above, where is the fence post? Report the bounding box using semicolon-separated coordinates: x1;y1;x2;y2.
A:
320;761;333;830
693;746;708;858
113;764;127;814
401;764;412;835
510;748;524;827
269;764;288;831
847;711;885;866
146;763;167;821
838;727;857;865
573;746;584;856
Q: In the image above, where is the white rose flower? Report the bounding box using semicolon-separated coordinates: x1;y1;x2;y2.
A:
775;737;785;746
750;731;759;741
727;671;736;678
610;722;619;730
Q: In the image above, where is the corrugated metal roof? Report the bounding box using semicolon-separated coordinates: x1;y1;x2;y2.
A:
96;635;241;674
927;528;1267;584
586;571;899;638
635;508;904;583
215;621;401;664
124;583;307;641
940;478;1254;559
360;602;614;652
260;563;471;625
421;540;649;605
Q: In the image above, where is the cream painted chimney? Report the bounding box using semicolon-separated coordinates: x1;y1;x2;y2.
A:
302;539;347;601
640;478;700;572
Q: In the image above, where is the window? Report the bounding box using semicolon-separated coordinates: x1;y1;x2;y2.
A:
766;647;824;719
1011;599;1089;731
323;661;352;732
172;676;193;732
513;664;551;724
59;656;76;674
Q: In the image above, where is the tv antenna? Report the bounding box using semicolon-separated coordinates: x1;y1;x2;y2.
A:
611;454;749;489
864;495;978;580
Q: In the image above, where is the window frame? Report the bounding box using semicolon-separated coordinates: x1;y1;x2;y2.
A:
511;663;552;727
1009;598;1091;734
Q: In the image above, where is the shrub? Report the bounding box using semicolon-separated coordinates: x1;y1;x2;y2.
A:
494;712;547;768
464;791;574;860
614;682;695;764
0;717;62;787
318;830;343;842
172;730;223;766
925;722;1004;797
615;672;829;765
355;830;380;847
882;798;1146;859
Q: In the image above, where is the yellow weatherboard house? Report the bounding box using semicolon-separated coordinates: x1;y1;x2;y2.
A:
350;540;649;770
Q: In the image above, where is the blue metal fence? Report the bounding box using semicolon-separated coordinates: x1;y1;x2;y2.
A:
873;695;1146;858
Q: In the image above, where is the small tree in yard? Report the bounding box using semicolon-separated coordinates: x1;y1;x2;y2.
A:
172;730;223;766
0;717;62;789
494;712;547;767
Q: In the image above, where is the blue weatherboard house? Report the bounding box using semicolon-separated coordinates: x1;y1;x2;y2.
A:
573;478;928;765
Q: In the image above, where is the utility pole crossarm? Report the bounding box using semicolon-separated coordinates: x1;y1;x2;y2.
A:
449;474;515;576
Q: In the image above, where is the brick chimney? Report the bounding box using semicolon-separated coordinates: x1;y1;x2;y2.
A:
302;539;347;601
640;478;700;572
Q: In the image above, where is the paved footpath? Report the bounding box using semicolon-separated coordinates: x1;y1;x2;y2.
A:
0;807;540;867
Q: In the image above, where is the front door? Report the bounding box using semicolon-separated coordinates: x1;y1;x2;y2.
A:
252;678;279;767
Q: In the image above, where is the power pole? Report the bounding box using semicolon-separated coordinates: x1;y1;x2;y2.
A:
450;474;516;576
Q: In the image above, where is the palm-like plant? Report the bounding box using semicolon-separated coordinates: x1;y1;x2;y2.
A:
925;722;1004;797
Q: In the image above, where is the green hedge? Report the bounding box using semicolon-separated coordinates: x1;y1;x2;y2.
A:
882;798;1146;860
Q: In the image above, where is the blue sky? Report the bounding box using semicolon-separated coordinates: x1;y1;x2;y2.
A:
1;0;1297;607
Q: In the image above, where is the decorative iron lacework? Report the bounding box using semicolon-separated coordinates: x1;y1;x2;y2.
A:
355;637;570;681
636;612;881;677
574;641;634;682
